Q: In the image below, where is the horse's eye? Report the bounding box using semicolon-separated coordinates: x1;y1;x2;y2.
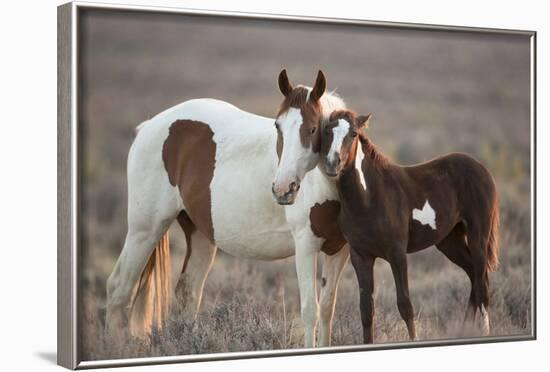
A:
311;126;317;134
350;131;357;138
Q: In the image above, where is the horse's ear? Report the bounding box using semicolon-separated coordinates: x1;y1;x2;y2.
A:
309;70;326;102
356;113;372;128
278;69;293;97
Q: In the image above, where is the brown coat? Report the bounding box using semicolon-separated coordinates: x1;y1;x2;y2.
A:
322;110;499;343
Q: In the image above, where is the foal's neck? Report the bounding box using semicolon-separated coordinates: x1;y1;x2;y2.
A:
359;136;390;171
340;137;393;202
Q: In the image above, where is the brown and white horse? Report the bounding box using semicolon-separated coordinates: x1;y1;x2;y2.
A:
105;70;348;347
321;109;500;343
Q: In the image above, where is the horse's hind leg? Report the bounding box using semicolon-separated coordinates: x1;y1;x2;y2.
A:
106;165;181;336
435;224;476;325
318;244;350;347
105;213;174;334
466;225;491;335
174;217;217;320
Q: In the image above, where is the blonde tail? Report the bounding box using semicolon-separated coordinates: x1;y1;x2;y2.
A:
129;232;172;336
486;200;500;272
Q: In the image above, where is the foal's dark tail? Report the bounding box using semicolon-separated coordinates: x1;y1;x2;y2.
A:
486;198;500;272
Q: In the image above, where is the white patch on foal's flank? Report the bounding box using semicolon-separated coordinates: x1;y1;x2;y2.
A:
412;200;437;230
355;144;366;191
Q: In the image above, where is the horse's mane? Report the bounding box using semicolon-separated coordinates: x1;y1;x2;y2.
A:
359;135;390;169
318;88;347;116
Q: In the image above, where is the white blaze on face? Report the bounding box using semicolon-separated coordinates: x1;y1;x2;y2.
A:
328;119;349;164
355;144;367;191
273;107;314;192
412;200;437;230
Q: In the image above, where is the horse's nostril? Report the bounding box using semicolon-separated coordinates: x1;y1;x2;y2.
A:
289;181;297;190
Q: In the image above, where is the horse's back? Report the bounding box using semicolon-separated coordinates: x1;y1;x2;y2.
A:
130;98;271;162
435;152;496;193
158;98;271;129
405;152;497;219
407;153;495;187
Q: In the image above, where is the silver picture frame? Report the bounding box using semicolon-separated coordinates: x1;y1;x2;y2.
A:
57;1;537;369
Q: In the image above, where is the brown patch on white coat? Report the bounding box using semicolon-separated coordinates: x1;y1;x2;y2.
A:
309;200;346;256
162;119;216;243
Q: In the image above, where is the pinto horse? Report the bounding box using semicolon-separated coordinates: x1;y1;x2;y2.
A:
105;70;349;347
321;109;500;343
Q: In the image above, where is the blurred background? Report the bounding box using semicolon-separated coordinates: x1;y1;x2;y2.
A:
78;9;532;360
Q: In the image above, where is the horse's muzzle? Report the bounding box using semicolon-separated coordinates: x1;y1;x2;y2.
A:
325;159;341;178
272;181;300;205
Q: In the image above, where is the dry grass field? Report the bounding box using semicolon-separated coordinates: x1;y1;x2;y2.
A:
77;9;532;361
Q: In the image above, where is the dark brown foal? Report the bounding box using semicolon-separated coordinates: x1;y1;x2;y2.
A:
321;110;500;343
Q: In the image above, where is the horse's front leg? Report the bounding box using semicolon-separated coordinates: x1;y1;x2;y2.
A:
294;231;321;348
349;248;376;343
318;244;350;347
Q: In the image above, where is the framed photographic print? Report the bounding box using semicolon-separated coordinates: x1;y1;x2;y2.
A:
57;1;536;369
